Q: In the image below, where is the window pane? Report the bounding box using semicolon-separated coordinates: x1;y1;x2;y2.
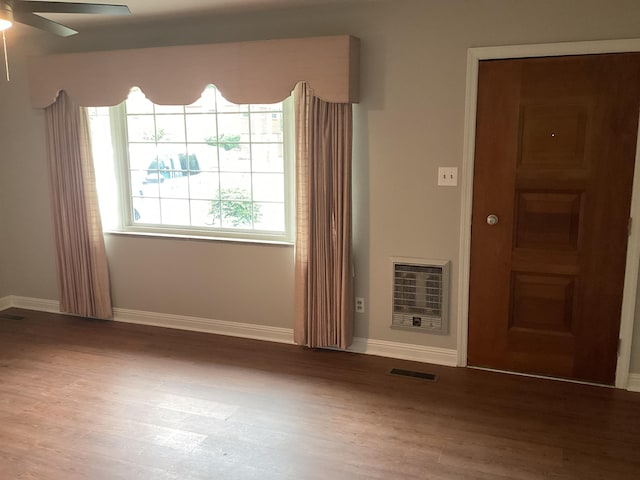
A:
189;172;219;200
155;144;188;171
128;169;146;195
219;173;251;198
160;199;190;226
251;112;283;142
186;114;217;143
128;143;157;171
155;115;186;143
127;115;155;142
250;103;281;112
138;174;161;197
253;174;284;202
187;144;218;171
253;202;285;232
160;176;190;199
219;201;254;229
126;88;154;114
154;105;184;114
219;144;251;173
252;144;284;173
190;200;216;227
217;113;250;142
133;196;160;224
181;153;201;173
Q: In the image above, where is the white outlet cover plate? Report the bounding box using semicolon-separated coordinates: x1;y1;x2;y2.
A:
438;167;458;187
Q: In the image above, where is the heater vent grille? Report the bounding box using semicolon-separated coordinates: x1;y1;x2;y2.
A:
391;258;450;334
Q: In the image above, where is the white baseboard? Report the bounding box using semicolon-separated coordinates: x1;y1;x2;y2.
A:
3;294;636;386
349;337;458;367
0;296;12;311
112;307;294;345
4;295;458;368
109;308;459;367
11;296;61;313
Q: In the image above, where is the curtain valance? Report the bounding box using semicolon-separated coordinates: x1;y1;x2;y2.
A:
28;35;360;108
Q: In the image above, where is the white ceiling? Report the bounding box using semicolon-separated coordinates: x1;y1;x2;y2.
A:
14;0;377;30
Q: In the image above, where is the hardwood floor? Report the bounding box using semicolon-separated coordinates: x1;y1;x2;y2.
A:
0;308;639;479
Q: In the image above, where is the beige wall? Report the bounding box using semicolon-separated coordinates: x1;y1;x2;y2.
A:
0;138;8;298
0;56;58;300
104;235;294;327
2;0;640;371
0;63;12;298
0;88;8;297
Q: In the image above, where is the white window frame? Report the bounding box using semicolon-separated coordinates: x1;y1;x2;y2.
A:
95;95;295;244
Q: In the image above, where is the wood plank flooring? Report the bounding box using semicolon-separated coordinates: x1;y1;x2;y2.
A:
0;308;639;479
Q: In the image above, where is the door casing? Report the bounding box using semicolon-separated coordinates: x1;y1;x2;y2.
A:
458;39;640;389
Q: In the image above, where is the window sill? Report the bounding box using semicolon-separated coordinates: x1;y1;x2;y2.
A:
103;229;294;247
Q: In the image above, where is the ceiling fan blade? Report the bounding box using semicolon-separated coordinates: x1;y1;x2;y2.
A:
13;2;131;16
13;11;78;37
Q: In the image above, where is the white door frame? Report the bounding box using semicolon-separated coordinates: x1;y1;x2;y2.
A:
457;39;640;389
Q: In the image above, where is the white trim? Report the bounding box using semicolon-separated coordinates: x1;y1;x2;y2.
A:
7;296;294;344
112;308;294;345
458;38;640;387
0;296;12;311
2;296;458;367
11;296;61;313
628;374;640;393
113;309;457;365
349;338;457;366
617;113;640;389
347;337;457;367
456;46;480;367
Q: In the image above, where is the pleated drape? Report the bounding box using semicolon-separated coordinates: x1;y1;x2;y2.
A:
44;91;113;319
294;82;354;349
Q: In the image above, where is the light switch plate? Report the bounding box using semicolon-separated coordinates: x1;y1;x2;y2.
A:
438;167;458;187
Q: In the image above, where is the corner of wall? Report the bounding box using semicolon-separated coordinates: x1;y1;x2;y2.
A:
0;296;12;311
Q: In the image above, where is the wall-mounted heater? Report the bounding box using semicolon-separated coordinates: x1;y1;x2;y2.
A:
391;257;450;335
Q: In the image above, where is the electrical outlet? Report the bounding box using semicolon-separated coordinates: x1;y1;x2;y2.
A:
355;297;365;313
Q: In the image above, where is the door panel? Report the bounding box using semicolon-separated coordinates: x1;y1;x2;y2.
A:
468;54;640;385
515;191;582;249
519;104;588;168
509;273;576;333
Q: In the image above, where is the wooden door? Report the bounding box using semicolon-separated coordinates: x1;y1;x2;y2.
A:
468;54;640;385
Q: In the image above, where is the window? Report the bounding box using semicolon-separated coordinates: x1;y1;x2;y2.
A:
88;85;293;243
